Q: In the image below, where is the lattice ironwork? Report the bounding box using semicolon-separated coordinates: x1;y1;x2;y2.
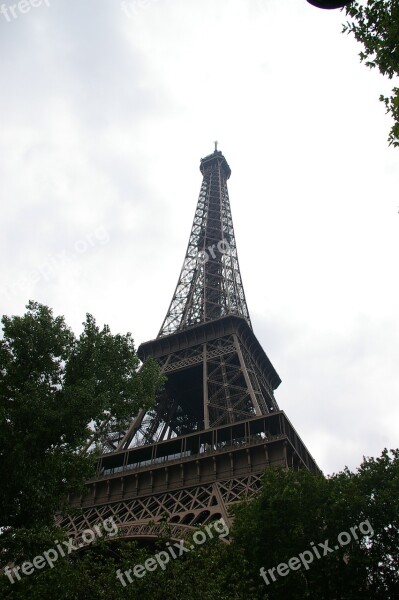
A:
115;325;280;450
62;474;264;539
158;149;250;338
65;149;319;543
106;150;281;451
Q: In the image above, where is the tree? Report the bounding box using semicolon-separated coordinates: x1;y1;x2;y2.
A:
0;301;164;558
0;525;254;600
232;448;399;599
343;0;399;146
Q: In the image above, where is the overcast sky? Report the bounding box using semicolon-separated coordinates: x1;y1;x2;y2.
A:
1;0;398;476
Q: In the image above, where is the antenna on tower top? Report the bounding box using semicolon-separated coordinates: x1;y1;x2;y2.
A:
214;140;218;152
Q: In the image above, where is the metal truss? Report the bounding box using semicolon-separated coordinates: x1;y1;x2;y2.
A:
66;150;319;544
61;473;264;539
158;150;251;338
115;328;280;450
98;150;279;453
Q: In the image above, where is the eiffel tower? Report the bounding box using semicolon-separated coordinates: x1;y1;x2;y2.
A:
63;146;319;541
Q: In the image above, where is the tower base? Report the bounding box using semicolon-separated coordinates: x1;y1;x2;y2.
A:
61;413;320;540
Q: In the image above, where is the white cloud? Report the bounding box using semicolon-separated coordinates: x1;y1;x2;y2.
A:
0;0;398;475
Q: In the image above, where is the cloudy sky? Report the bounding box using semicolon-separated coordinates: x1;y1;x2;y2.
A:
1;0;398;476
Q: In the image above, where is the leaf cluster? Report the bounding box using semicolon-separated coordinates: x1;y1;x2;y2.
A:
232;449;399;599
0;301;164;549
343;0;399;145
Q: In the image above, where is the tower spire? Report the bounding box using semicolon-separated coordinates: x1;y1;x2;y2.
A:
158;149;250;338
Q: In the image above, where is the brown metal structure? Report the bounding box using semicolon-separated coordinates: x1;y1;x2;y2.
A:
63;148;319;540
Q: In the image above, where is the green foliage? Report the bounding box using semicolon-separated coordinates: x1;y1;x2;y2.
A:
0;301;164;550
1;446;398;599
232;449;399;599
343;0;399;145
1;305;397;599
0;531;255;600
0;539;148;600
